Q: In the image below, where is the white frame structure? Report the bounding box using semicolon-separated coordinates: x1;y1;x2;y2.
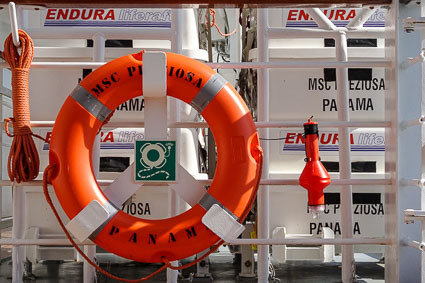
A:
3;1;425;282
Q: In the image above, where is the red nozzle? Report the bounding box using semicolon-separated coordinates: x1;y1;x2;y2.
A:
299;118;331;209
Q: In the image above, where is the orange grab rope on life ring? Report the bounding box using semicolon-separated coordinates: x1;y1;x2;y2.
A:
47;51;262;264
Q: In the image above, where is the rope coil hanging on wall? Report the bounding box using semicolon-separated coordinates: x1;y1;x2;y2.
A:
3;30;41;183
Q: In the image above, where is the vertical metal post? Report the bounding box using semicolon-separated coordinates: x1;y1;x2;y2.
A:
11;5;24;282
229;8;242;73
12;187;24;283
92;33;105;64
302;18;355;279
171;8;183;54
239;223;255;278
418;4;425;282
386;2;421;282
335;31;355;283
206;7;217;180
421;18;425;283
384;2;398;282
0;88;2;264
168;8;183;283
83;33;105;283
194;249;212;279
257;8;270;283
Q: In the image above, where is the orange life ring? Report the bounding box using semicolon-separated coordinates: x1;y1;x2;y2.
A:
49;51;262;263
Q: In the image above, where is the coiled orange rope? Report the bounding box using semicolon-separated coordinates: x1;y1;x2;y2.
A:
2;30;41;183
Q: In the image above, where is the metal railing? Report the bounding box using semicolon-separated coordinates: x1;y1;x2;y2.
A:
0;4;395;283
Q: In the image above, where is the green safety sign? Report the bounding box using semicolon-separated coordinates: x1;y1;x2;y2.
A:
135;140;176;182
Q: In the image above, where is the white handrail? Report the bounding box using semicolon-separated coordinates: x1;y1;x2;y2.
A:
268;27;385;39
0;60;392;69
260;178;391;186
0;237;390;246
0;238;94;245
228;237;391;246
23;27;172;40
0;120;392;128
0;178;392;187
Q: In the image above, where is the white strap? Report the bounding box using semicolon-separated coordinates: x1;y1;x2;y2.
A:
103;163;207;208
66;200;117;242
173;166;208;206
103;163;139;207
201;204;245;242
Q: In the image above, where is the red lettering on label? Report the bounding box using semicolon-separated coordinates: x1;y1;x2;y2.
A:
284;132;356;145
46;8;115;21
287;10;297;21
320;133;332;145
81;9;93;20
93;9;105;20
46;9;56;20
332;134;339;144
69;9;80;20
298;10;310;21
335;10;346;20
57;9;69;20
346;10;356;20
104;10;115;20
101;132;115;143
285;133;296;144
287;9;358;22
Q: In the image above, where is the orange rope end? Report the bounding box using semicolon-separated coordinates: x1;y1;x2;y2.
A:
206;9;237;37
4;118;15;138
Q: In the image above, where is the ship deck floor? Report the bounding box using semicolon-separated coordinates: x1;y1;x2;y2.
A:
0;245;385;283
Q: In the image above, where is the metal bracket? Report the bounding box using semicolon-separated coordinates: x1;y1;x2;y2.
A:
400;116;425;129
401;49;425;69
400;179;425;187
403;209;425;224
194;249;213;279
403;17;425;33
239;223;255;278
404;239;425;252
